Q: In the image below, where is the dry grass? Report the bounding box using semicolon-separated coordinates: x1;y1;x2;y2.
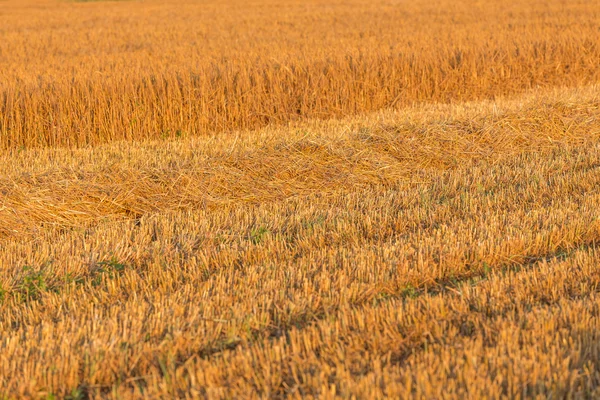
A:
2;0;600;398
1;0;599;147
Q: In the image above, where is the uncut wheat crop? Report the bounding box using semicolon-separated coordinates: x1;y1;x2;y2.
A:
1;0;600;398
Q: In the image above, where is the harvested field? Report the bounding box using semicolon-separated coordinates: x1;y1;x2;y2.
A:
1;0;600;398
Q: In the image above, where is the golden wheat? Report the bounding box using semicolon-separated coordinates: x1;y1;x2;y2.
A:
1;0;599;147
2;0;600;398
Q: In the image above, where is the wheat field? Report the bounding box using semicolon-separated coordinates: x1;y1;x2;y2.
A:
1;0;600;398
2;0;600;147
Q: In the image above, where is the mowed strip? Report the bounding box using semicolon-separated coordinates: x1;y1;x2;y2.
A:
0;87;599;397
1;85;599;238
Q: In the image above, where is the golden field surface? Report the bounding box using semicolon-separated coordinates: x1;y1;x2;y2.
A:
1;0;600;398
